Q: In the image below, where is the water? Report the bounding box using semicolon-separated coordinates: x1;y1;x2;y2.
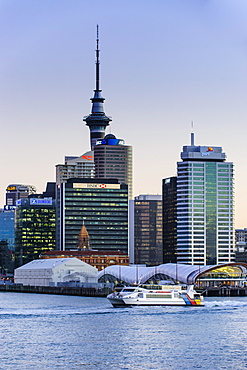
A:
1;293;247;370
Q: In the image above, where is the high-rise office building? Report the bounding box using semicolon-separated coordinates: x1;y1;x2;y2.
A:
0;207;15;251
56;178;128;254
56;151;94;185
94;134;133;199
176;133;234;265
133;195;163;266
83;26;111;150
6;184;37;206
15;198;56;267
162;177;177;263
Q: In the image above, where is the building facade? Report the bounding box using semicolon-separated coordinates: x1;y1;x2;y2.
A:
176;133;234;265
94;134;133;199
0;207;15;251
236;228;247;243
162;177;177;263
6;184;37;206
133;195;163;266
56;151;94;185
15;198;56;267
56;178;128;254
40;250;129;271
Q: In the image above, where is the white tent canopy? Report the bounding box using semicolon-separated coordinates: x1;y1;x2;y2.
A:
14;258;98;286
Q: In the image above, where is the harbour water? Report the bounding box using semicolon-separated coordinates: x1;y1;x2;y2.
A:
1;293;247;370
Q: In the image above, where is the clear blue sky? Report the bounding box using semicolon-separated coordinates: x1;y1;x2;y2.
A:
1;0;247;227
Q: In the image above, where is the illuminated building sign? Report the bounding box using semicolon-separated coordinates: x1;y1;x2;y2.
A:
96;139;125;146
29;199;53;205
7;186;17;191
73;183;121;190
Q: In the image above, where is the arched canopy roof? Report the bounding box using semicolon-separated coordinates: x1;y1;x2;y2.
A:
98;263;247;285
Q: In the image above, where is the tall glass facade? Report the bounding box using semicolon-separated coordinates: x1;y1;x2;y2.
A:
162;177;177;263
57;178;128;254
15;199;56;267
134;195;163;266
177;158;234;265
176;135;234;265
0;209;15;251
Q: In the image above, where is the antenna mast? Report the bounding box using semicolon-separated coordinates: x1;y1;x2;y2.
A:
96;24;100;91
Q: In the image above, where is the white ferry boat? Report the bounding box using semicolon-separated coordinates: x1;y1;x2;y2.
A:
107;284;204;307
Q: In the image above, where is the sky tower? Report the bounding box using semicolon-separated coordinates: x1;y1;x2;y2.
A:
83;26;112;150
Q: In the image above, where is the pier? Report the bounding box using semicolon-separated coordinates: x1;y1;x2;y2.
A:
0;284;112;297
198;286;247;297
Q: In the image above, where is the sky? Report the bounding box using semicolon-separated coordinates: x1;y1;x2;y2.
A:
1;0;247;228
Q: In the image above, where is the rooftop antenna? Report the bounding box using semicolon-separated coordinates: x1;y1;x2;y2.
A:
191;121;195;146
96;24;100;91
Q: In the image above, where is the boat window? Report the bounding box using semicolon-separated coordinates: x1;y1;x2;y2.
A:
146;294;172;299
138;293;144;298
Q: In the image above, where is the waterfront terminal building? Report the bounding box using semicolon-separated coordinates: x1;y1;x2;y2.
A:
98;263;247;289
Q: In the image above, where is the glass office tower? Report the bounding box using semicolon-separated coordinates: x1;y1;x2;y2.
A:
177;134;234;265
134;195;163;266
15;198;56;267
162;177;177;263
56;178;128;253
0;208;15;251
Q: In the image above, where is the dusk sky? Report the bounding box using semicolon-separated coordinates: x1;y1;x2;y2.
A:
1;0;247;227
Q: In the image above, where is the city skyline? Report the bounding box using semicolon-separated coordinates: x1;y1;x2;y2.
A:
1;1;247;227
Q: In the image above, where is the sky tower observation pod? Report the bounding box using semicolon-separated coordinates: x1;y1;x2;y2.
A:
98;263;247;287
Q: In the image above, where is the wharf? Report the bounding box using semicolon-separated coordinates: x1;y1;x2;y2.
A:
0;284;112;297
198;286;247;297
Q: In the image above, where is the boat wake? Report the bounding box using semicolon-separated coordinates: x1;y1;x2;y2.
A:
204;299;247;309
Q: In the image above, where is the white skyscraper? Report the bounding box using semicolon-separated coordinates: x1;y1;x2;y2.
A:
56;151;94;185
177;133;234;265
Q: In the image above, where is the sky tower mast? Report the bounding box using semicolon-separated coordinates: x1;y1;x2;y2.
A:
83;25;112;150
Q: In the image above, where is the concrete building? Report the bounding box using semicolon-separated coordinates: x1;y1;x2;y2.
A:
6;184;36;206
56;178;128;254
56;151;94;185
40;250;129;271
176;133;234;265
15;198;56;267
133;195;163;266
14;258;98;286
94;134;133;199
236;228;247;243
